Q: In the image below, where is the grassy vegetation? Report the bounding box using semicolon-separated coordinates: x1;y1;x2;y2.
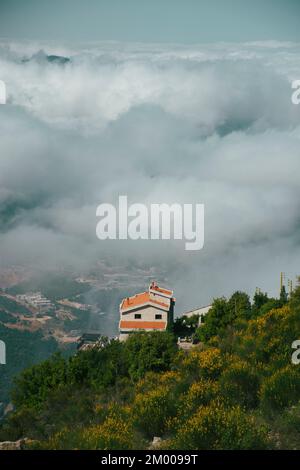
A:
0;324;59;403
0;284;300;449
0;295;32;316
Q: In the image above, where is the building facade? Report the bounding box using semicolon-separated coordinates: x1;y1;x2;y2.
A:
183;305;212;325
119;281;175;341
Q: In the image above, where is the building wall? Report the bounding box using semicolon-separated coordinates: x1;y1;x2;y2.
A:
119;283;175;341
183;305;212;324
121;305;168;323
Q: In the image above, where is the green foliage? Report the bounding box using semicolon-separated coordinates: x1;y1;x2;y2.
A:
180;348;224;380
257;298;283;317
289;280;300;313
12;353;68;409
196;291;251;342
0;323;58;403
125;331;177;381
280;286;288;304
196;297;228;342
172;401;268;450
253;290;269;312
177;379;221;422
231;305;298;368
67;340;126;389
219;360;260;409
2;285;300;450
29;405;135;450
173;314;199;338
12;340;127;409
260;366;300;413
133;385;176;438
0;295;32;315
227;291;252;321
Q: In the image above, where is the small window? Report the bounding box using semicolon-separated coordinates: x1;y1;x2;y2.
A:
155;314;162;320
134;313;142;319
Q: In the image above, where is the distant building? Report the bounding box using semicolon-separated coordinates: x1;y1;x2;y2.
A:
16;292;53;311
183;305;212;325
77;332;107;351
119;281;175;341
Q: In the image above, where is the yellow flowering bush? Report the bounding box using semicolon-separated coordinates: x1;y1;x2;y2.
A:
37;405;134;450
36;426;85;450
135;370;182;394
133;385;176;437
233;306;295;367
172;400;268;450
181;379;220;415
167;378;222;432
81;414;133;450
182;348;223;379
260;365;300;412
219;360;260;408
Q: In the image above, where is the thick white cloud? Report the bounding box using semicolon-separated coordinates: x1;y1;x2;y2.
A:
0;40;300;310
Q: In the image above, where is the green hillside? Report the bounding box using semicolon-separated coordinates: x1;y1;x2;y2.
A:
8;273;90;301
1;285;300;450
0;324;58;403
0;293;75;404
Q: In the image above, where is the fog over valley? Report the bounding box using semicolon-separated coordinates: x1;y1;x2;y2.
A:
1;40;300;314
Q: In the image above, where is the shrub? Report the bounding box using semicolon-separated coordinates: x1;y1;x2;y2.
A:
81;414;133;450
260;366;300;412
133;385;177;438
182;348;223;380
220;360;260;408
180;379;220;416
172;401;268;450
125;331;177;381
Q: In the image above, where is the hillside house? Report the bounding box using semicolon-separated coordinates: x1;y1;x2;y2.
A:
119;281;175;341
183;305;212;325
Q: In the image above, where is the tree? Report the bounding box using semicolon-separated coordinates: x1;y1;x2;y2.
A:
173;314;199;338
67;339;127;389
252;290;269;315
280;285;288;304
12;353;67;409
196;297;228;342
125;331;177;381
227;291;251;321
289;279;300;312
196;292;251;343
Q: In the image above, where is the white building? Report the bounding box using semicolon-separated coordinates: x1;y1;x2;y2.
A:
119;281;175;341
16;292;53;310
183;305;212;325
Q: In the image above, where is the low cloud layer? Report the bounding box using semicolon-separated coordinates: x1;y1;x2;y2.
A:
1;40;300;310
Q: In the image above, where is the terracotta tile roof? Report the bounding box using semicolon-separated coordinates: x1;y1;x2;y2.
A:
121;292;169;311
149;283;173;296
119;320;167;330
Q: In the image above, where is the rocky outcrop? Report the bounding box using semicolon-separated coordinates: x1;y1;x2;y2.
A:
0;438;29;450
149;436;163;449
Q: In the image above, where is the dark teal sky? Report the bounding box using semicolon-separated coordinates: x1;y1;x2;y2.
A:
0;0;300;43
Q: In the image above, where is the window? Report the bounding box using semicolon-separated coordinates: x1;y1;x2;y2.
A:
134;313;142;319
155;314;162;320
